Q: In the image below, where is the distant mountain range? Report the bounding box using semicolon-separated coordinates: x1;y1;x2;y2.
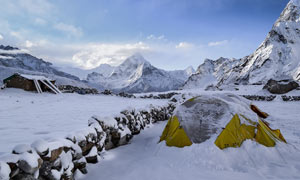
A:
86;54;195;93
184;0;300;89
0;46;195;93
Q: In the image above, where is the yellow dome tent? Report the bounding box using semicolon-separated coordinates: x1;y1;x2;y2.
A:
159;94;286;149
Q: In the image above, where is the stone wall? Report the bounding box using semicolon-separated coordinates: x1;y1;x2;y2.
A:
0;103;176;180
242;95;300;101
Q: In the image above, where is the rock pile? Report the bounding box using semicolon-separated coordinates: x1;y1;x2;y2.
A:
139;92;179;99
0;103;176;180
58;85;99;95
241;95;276;101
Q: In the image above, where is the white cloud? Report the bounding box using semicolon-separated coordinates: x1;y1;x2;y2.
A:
35;18;47;25
18;0;53;16
175;42;194;49
10;31;22;39
147;34;166;41
25;40;35;48
54;23;83;37
208;40;228;47
72;42;150;69
0;34;3;40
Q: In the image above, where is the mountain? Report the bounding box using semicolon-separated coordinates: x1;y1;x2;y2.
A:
87;54;194;93
58;64;114;80
0;45;79;80
184;0;300;89
0;45;90;88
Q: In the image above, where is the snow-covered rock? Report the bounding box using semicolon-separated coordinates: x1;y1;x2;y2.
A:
12;144;32;154
87;53;194;93
0;161;10;180
31;139;49;157
184;0;300;89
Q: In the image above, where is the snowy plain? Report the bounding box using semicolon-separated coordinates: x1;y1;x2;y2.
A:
1;87;300;179
84;99;300;180
0;88;168;156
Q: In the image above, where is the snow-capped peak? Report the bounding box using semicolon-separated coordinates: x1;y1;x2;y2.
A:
292;0;300;7
87;53;191;93
184;0;300;89
120;53;150;68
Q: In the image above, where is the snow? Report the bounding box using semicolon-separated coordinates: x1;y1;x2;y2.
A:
31;139;49;154
0;88;168;156
83;100;300;180
86;54;191;93
18;152;39;168
12;144;32;154
86;146;98;157
0;161;10;180
18;74;52;81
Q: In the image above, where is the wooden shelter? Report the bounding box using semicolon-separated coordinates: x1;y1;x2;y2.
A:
3;73;61;94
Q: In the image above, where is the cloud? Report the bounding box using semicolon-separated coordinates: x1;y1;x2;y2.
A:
175;42;194;49
35;18;47;25
53;23;83;37
18;0;53;16
208;40;228;47
25;40;35;48
147;34;166;41
0;34;3;40
10;31;23;39
72;42;150;69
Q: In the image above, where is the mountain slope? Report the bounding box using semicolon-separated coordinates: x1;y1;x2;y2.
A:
184;0;300;89
0;45;80;81
87;54;194;93
0;45;91;88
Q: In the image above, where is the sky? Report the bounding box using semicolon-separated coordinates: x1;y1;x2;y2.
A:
0;0;290;70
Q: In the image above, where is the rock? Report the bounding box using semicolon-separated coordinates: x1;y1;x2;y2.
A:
39;161;57;180
31;140;49;157
78;141;94;157
58;85;98;94
12;144;32;154
102;89;112;95
47;147;63;162
18;153;42;174
73;158;87;174
263;79;299;94
7;162;19;178
12;173;36;180
85;146;98;164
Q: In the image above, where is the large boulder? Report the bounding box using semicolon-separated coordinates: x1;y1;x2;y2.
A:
263;79;299;94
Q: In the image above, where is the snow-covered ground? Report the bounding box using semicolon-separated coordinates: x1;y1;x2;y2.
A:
0;89;168;156
84;100;300;180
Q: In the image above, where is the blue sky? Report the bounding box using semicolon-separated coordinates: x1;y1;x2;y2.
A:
0;0;290;70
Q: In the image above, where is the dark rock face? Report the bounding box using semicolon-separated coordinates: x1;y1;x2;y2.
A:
263;79;299;94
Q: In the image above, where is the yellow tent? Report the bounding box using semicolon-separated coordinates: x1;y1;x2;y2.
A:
159;94;286;149
159;116;192;147
214;114;286;149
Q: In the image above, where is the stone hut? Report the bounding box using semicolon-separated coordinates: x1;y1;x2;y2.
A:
3;73;61;94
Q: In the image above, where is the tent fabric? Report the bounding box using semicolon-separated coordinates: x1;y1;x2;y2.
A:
214;114;256;149
159;116;192;147
159;94;286;149
214;116;286;149
255;119;286;147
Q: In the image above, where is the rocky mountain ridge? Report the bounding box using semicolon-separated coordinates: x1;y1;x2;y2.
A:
184;0;300;89
87;54;194;93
